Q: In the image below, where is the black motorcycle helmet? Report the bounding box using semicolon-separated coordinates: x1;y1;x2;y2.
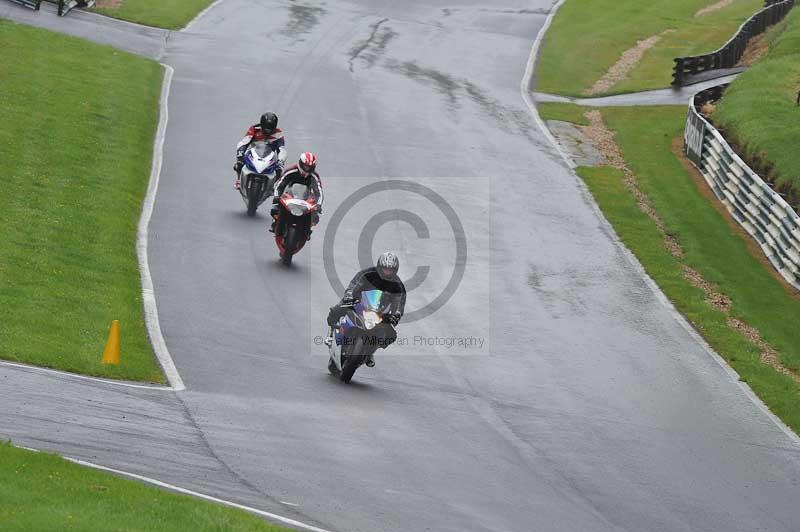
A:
260;112;278;135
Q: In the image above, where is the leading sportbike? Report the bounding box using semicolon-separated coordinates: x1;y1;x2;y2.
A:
326;253;405;382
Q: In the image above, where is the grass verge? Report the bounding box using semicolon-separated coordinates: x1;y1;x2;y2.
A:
712;7;800;210
0;442;290;531
0;19;163;382
537;0;763;96
544;103;800;433
537;102;590;125
92;0;215;30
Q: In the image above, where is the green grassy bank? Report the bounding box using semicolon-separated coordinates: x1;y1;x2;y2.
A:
0;442;290;532
92;0;215;30
0;19;163;382
537;0;762;96
540;102;800;433
713;7;800;210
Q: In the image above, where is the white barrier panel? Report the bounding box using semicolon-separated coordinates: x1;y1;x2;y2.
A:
685;89;800;290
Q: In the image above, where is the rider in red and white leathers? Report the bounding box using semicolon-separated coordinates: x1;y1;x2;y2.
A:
270;151;324;234
233;112;287;189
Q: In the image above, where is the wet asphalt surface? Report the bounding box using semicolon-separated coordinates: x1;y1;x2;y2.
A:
2;1;800;531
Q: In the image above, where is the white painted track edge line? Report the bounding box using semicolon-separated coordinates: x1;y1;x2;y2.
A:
520;0;575;170
61;457;335;532
15;446;333;532
137;64;185;391
0;360;171;390
182;0;227;32
522;0;799;445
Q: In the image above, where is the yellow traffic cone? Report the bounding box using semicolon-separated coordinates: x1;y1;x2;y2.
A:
102;320;121;365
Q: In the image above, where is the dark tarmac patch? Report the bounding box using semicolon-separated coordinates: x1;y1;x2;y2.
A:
348;18;396;72
462;80;536;140
388;60;460;105
281;0;326;38
388;60;535;140
527;264;592;318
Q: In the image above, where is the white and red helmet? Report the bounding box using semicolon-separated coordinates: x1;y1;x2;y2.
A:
298;152;318;175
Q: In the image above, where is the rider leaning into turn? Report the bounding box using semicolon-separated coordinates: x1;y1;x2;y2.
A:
270;151;324;235
233;112;286;190
326;252;406;367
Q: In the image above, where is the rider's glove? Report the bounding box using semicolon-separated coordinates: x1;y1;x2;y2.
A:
233;161;243;173
386;315;399;327
342;296;355;306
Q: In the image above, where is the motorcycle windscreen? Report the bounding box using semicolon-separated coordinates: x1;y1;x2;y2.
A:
252;141;273;158
287;182;312;200
360;289;394;314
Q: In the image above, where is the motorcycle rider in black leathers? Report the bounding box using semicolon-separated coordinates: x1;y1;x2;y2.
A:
326;252;406;367
269;151;324;236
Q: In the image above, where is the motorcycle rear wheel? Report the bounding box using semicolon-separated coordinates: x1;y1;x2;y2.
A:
280;226;301;265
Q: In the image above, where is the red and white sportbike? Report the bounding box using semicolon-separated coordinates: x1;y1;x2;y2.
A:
273;182;319;265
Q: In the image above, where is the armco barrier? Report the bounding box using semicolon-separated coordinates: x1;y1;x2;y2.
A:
43;0;95;16
7;0;41;9
673;0;795;86
7;0;95;15
684;85;800;290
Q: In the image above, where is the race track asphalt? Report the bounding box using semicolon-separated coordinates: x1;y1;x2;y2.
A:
2;1;800;531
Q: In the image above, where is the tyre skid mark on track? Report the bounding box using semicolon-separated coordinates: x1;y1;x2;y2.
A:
434;352;626;530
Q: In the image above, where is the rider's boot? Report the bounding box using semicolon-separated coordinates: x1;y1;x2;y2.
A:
233;161;243;190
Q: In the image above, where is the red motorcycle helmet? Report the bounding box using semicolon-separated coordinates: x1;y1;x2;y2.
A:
298;152;318;175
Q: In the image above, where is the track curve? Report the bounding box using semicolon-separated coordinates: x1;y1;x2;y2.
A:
140;1;800;531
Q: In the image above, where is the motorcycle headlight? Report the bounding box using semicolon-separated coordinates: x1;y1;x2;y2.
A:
289;204;305;217
363;310;381;330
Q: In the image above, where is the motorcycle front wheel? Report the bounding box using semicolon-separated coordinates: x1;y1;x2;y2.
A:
340;355;364;383
340;337;366;383
246;181;261;217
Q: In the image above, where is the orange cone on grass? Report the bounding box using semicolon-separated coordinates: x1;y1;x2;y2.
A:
102;320;121;365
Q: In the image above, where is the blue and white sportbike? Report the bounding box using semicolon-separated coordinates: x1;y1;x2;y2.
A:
327;290;397;383
238;141;282;217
